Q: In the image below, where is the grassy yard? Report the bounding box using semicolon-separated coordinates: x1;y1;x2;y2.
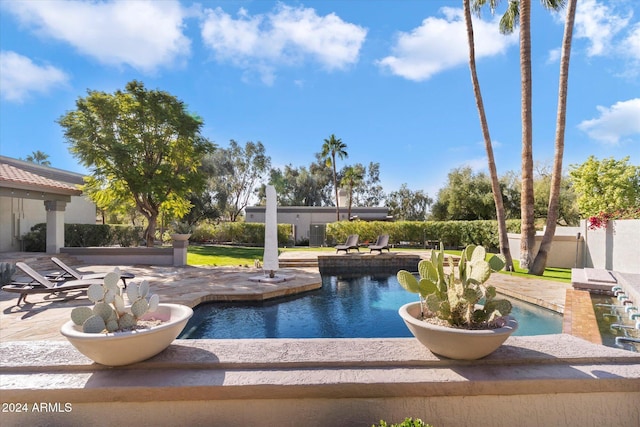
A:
187;244;571;283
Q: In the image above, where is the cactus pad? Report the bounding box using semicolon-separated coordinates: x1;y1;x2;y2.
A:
130;298;149;318
148;294;159;312
103;271;120;290
87;283;104;303
117;313;137;330
71;306;93;326
82;314;107;333
126;284;140;303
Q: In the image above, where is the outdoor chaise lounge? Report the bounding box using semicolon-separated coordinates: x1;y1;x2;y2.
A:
335;234;360;253
1;262;103;306
50;257;134;288
369;234;390;253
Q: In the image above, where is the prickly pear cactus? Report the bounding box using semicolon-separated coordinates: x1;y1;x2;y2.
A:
397;243;511;328
70;268;159;333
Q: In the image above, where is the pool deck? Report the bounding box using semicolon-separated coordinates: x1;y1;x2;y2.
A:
2;250;572;342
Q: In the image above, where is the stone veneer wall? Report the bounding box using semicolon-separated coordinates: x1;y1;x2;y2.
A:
318;253;421;275
1;335;639;427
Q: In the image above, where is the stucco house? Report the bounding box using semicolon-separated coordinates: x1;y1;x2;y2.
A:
0;155;96;253
245;205;391;246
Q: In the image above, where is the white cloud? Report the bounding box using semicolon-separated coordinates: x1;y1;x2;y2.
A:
200;4;367;85
0;51;68;102
578;98;640;144
464;157;489;173
574;0;632;57
377;7;517;81
4;0;190;73
621;23;640;61
547;47;561;64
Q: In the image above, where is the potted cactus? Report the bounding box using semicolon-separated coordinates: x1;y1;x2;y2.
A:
60;269;192;366
397;244;518;359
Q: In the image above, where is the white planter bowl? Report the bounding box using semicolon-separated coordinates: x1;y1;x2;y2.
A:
399;301;518;360
60;303;193;366
170;233;191;241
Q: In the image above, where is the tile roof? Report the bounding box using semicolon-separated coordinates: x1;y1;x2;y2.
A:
0;163;82;195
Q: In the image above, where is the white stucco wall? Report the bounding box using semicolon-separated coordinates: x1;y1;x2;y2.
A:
0;195;95;252
508;231;584;269
581;219;640;274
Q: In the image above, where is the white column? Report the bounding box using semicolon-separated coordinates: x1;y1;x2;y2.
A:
172;237;189;266
44;200;66;254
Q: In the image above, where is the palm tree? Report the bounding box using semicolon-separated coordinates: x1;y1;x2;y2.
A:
464;0;514;271
321;134;348;221
529;0;577;275
24;150;51;166
341;165;365;221
477;0;566;269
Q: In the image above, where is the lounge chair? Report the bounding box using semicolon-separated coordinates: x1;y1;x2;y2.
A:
2;262;104;305
50;257;134;288
335;234;360;253
369;234;390;253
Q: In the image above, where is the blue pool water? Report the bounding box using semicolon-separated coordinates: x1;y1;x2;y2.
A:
179;274;562;339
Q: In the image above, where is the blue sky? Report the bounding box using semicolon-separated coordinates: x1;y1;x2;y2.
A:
1;0;639;201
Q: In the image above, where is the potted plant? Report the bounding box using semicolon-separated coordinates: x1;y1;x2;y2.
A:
170;221;193;241
397;244;517;360
60;269;193;366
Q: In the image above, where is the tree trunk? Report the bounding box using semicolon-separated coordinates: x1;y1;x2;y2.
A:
463;0;513;270
144;215;157;248
333;153;340;221
519;0;535;270
530;0;577;275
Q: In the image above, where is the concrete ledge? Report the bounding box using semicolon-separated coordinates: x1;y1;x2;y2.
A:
61;247;173;266
1;335;639;426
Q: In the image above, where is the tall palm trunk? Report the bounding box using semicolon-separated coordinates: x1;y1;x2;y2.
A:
519;0;536;270
463;0;514;270
332;153;340;221
530;0;577;275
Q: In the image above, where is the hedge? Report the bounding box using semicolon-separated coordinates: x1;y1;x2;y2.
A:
326;220;521;251
21;220;519;252
22;223;145;252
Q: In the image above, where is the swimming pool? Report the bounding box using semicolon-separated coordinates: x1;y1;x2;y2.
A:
179;273;563;339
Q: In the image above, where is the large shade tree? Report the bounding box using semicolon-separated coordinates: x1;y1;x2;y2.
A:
204;140;271;222
387;184;433;221
320;134;348;221
58;80;214;247
569;156;640;218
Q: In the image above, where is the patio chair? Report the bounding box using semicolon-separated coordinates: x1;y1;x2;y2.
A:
369;234;390;253
335;234;360;253
50;257;134;288
1;262;103;306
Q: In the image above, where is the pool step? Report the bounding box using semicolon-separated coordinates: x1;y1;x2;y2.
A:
278;258;319;268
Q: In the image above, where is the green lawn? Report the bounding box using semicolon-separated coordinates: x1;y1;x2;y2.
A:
187;244;572;283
